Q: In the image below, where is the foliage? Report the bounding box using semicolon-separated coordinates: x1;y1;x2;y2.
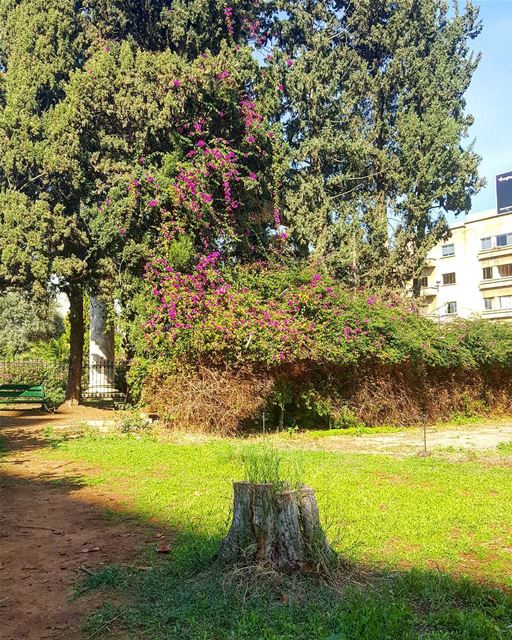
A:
259;0;483;288
144;259;512;371
115;410;152;434
0;291;64;358
0;358;67;406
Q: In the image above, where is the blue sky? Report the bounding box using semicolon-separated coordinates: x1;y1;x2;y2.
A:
465;0;512;214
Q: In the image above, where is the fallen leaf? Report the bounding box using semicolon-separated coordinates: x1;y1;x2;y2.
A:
156;544;171;554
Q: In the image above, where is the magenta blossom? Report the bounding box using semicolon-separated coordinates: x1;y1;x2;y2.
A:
148;199;158;208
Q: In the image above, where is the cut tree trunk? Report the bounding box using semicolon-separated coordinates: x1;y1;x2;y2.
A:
219;482;336;573
65;285;84;406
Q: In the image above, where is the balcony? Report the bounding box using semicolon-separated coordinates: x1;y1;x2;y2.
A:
420;286;438;297
481;308;512;320
479;276;512;291
478;245;512;261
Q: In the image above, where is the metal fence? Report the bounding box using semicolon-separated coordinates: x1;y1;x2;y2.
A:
0;359;127;400
85;360;127;399
0;359;66;385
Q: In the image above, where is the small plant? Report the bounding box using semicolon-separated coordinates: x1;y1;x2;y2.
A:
42;426;65;448
242;444;283;490
497;441;512;454
116;411;152;434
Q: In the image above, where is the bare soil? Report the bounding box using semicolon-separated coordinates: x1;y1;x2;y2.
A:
286;423;512;456
0;406;165;640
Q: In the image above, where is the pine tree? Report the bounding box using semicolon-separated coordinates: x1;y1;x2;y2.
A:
265;0;483;289
0;0;88;402
0;0;276;398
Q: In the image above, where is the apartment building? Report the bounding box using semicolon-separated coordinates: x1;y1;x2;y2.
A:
419;208;512;320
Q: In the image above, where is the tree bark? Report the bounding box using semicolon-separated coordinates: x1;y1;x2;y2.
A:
65;285;84;406
219;482;336;573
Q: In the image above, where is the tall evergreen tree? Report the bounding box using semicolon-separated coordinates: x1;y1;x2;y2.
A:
0;0;275;398
265;0;483;288
0;0;87;401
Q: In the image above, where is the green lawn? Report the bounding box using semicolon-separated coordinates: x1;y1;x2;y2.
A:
40;433;512;639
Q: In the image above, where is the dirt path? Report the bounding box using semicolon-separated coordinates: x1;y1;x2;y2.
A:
0;407;160;640
285;423;512;455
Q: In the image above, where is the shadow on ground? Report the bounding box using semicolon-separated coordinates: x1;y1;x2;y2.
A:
1;410;512;640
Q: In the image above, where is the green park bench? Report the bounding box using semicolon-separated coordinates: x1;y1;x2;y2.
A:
0;384;51;411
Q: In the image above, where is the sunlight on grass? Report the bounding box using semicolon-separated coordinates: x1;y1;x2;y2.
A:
34;432;512;639
39;433;512;586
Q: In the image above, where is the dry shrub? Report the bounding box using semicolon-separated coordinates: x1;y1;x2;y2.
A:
337;364;512;426
143;362;512;432
143;366;274;435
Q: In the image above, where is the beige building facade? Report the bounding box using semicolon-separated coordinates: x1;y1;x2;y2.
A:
420;209;512;321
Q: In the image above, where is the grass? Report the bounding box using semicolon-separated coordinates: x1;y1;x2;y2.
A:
36;432;512;639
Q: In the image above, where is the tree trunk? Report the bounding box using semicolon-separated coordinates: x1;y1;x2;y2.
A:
65;285;84;406
219;482;336;573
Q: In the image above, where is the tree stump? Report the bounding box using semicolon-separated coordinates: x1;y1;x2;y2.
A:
219;482;337;572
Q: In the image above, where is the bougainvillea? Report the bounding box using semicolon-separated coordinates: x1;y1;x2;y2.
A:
143;255;512;371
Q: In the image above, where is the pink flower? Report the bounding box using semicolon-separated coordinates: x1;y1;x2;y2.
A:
200;192;213;203
139;157;145;164
196;140;206;148
286;59;294;67
217;70;230;80
148;199;158;208
248;172;258;181
172;79;182;87
278;83;284;92
367;296;377;306
146;175;155;183
133;178;140;187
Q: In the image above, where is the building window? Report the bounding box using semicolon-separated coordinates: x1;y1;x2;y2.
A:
498;264;512;278
484;298;493;311
442;272;456;285
446;301;457;315
496;233;512;247
482;266;493;280
499;296;512;310
419;276;428;288
481;237;492;250
442;243;455;257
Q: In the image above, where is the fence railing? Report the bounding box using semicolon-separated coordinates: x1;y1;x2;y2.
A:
0;359;127;399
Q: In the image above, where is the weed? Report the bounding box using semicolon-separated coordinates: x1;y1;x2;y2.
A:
497;441;512;454
115;411;152;434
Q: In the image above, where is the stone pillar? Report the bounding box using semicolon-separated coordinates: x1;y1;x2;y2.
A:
87;296;117;396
